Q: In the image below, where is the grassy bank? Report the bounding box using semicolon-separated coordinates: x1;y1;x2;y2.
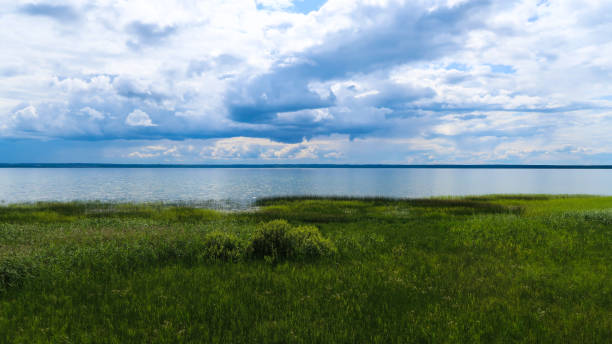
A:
1;195;611;343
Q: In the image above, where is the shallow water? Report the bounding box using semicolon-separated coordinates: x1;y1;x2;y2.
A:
0;168;611;206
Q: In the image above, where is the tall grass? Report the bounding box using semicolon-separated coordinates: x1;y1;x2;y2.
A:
0;196;610;343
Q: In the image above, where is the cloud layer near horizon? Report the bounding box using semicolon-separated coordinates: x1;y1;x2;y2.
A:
1;0;612;163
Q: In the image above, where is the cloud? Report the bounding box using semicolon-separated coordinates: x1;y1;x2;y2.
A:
256;0;296;10
199;137;324;160
80;107;104;120
18;3;79;22
127;144;180;159
227;0;490;126
210;1;491;144
2;0;612;163
125;109;156;127
126;21;177;49
117;137;344;162
13;105;38;120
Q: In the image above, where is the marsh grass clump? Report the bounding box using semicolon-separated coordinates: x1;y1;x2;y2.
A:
0;257;37;293
287;225;336;259
248;220;294;260
582;210;612;225
202;231;243;261
248;219;336;261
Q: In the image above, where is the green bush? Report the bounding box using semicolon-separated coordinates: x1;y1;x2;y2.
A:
287;225;336;259
248;220;293;259
248;220;335;261
202;231;243;261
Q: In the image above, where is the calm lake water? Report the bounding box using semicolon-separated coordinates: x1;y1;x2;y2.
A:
1;168;611;207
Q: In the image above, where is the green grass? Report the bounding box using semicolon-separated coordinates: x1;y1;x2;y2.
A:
0;195;611;343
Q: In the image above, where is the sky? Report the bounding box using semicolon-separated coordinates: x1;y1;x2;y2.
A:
1;0;612;164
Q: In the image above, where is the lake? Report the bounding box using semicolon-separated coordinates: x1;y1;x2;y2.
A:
1;168;611;208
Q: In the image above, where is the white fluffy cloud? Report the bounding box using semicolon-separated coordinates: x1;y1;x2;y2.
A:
125;109;156;127
120;137;342;162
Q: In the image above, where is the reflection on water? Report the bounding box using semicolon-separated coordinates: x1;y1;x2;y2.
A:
0;168;611;206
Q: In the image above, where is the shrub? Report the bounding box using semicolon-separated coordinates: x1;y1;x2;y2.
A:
248;220;336;261
202;231;243;261
287;225;336;259
248;220;293;259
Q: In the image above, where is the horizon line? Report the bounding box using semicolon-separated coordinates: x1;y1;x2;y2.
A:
2;163;612;169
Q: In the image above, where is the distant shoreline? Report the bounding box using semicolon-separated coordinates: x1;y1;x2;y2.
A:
2;163;612;169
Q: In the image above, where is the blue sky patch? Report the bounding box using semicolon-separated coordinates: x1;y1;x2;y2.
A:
488;64;516;74
291;0;327;14
445;62;470;71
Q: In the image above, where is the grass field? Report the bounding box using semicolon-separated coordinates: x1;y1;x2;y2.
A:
0;195;611;343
